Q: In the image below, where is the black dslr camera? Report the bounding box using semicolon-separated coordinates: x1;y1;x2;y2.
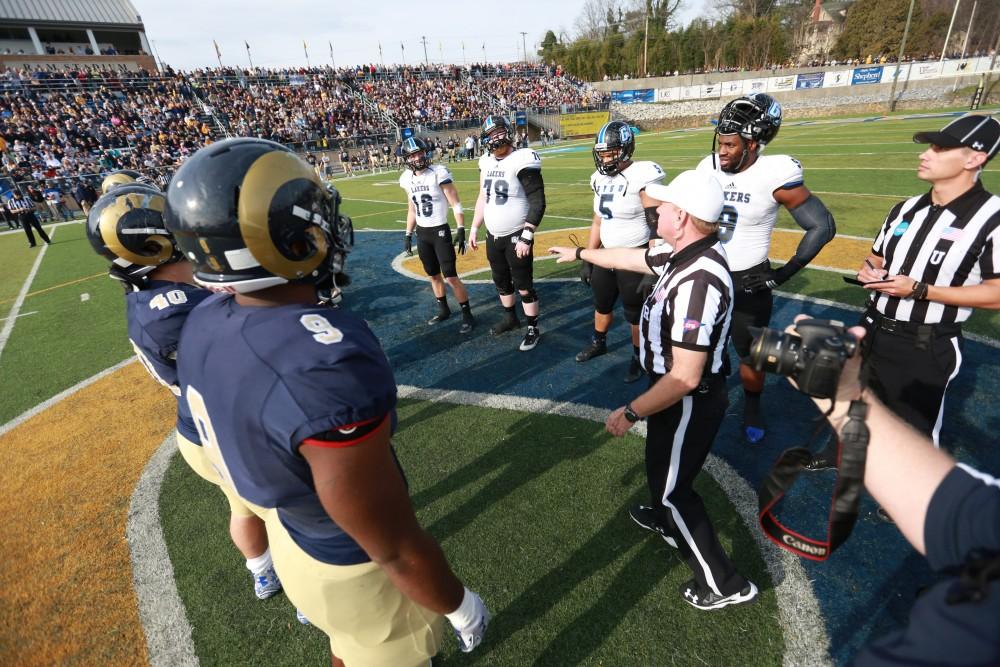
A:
748;319;858;399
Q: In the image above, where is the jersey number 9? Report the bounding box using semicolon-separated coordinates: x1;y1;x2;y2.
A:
483;179;509;205
719;205;739;243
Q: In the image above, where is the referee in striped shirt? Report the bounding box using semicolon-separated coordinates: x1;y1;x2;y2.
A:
550;170;757;611
6;190;51;248
812;115;1000;476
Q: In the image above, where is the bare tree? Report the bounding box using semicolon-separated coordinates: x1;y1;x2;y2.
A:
575;0;621;40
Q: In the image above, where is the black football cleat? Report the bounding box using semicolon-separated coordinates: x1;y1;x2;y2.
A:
624;356;644;383
629;505;678;548
575;339;607;362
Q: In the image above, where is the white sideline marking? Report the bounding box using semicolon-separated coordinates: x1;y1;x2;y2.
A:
0;226;55;365
128;432;199;667
0;310;37;322
395;386;832;667
0;357;136;437
0;218;81;236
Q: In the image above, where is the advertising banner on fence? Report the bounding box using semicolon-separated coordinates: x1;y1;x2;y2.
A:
910;62;941;80
722;79;743;95
796;72;824;89
823;70;851;87
768;75;797;92
852;66;883;85
701;83;722;98
680;85;702;100
611;89;654;103
559;110;611;137
656;87;680;102
881;64;906;83
744;78;768;94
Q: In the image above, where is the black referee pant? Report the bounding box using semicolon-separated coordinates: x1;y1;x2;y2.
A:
645;375;749;596
861;311;962;446
19;211;51;247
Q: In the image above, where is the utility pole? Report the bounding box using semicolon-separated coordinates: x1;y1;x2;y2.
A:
421;36;429;65
643;6;650;78
887;0;917;112
520;31;528;62
979;29;1000;109
952;0;977;91
939;0;961;63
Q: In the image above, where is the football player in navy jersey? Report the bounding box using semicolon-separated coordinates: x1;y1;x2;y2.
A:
85;183;286;605
164;138;489;667
697;93;836;444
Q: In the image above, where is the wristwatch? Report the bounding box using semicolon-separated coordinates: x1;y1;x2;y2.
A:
624;403;643;423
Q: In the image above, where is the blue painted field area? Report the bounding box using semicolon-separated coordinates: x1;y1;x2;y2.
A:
344;231;1000;664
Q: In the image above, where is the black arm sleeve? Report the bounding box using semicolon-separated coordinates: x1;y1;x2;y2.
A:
517;168;546;227
644;206;659;238
788;194;836;265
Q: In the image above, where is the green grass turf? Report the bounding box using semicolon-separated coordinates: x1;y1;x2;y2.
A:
3;112;998;418
160;398;783;666
0;222;130;424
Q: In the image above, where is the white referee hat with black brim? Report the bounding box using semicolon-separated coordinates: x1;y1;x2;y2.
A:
913;114;1000;163
645;170;725;223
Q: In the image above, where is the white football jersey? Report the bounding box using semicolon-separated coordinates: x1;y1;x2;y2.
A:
399;164;454;228
478;148;542;237
696;153;804;271
590;160;666;248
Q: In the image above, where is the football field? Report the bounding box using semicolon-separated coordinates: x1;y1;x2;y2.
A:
1;111;998;667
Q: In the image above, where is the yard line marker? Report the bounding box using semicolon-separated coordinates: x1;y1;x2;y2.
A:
0;310;37;322
0;226;55;365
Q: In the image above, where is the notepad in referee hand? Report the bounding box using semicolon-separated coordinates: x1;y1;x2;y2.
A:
842;276;890;287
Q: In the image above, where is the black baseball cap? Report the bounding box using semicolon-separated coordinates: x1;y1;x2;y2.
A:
913;114;1000;162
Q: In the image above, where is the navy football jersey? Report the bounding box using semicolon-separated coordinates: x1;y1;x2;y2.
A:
177;294;398;565
126;280;211;442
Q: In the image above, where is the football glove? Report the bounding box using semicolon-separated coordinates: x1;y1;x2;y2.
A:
445;588;490;653
579;260;593;286
404;233;413;256
742;260;801;294
455;227;467;255
636;273;657;297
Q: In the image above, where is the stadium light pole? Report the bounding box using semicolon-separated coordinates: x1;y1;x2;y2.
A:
421;36;429;65
520;31;528;63
952;0;976;92
887;0;917;113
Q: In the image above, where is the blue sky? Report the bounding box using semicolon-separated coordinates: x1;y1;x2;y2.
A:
134;0;708;70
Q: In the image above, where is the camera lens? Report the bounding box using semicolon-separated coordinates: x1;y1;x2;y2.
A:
749;327;802;376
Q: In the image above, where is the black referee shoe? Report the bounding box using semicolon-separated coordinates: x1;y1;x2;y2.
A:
490;316;521;336
624;356;644;383
629;505;678;548
680;579;758;611
575;339;607;362
427;310;451;325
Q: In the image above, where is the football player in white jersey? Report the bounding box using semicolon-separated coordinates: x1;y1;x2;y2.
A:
578;120;666;382
470;114;547;351
400;137;476;334
697;93;835;444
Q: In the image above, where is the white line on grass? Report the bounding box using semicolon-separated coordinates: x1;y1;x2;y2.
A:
0;218;81;236
128;431;199;667
0;310;37;322
394;385;832;667
0;226;55;365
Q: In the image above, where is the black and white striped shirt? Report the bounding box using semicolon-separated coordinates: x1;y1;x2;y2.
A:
871;181;1000;324
640;235;733;376
6;196;33;214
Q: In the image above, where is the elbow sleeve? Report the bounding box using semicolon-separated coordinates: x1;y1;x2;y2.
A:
518;169;546;227
789;195;836;265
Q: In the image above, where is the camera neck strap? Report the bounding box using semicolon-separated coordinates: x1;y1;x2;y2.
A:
758;399;869;561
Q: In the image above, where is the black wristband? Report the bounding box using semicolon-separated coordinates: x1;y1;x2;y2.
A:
575;247;583;261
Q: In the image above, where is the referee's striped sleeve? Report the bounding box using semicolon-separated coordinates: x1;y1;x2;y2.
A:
872;200;905;257
981;227;999;280
669;272;726;350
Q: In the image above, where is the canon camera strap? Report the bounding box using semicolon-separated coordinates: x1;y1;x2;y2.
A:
758;399;869;561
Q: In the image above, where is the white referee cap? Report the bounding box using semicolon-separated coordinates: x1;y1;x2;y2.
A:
645;170;725;223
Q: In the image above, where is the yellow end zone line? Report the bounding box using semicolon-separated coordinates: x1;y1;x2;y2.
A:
0;271;106;307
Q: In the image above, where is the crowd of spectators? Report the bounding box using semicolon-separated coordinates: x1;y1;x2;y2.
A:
0;62;602;206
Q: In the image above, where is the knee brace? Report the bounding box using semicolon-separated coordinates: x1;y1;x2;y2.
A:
496;284;515;297
520;288;538;304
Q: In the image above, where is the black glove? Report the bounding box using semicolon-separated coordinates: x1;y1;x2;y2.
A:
636;273;656;297
579;260;593;286
455;227;466;255
334;271;351;287
742;260;802;294
404;233;413;256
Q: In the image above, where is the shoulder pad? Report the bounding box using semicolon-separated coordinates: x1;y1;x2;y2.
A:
695;155;718;173
512;148;542;174
434;164;454;184
762;154;804;191
398;171;409;189
630;161;666;187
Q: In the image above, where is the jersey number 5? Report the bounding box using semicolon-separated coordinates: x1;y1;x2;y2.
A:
598;194;614;220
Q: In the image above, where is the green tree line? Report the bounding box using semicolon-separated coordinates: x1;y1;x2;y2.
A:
539;0;999;81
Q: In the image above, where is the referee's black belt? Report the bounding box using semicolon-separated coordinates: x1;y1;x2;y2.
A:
864;309;961;339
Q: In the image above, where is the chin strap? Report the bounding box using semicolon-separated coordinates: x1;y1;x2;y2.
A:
758;399;869;561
